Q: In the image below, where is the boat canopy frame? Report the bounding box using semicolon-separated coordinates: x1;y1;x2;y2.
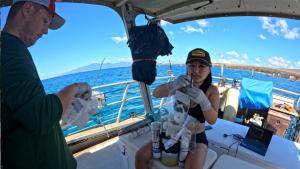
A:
2;0;300;22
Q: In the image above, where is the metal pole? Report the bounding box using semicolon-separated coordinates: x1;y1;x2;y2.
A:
116;84;130;123
139;82;153;115
221;63;224;78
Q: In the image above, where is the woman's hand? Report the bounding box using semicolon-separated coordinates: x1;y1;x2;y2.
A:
186;87;211;112
167;75;191;91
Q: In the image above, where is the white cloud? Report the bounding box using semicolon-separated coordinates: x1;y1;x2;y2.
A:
258;17;300;40
181;19;209;34
196;19;209;27
255;57;261;62
242;54;249;60
213;51;252;65
225;51;240;58
259;34;266;40
282;27;300;39
169;31;174;35
288;65;295;69
225;59;246;64
181;25;204;33
157;56;185;64
268;56;291;68
214;52;244;64
160;20;170;26
214;58;241;64
116;57;132;62
295;61;300;68
259;17;279;35
112;34;128;43
276;19;300;39
255;63;261;66
105;57;132;63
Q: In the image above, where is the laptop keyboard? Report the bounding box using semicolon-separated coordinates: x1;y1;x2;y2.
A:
241;138;266;155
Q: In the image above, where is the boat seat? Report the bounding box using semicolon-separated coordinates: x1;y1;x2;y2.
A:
212;155;264;169
151;148;217;169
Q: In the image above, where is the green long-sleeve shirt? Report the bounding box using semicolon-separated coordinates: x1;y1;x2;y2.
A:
1;31;76;169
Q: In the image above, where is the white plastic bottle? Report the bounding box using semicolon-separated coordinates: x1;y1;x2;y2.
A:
73;96;101;127
179;129;191;168
151;122;161;159
62;98;88;127
86;96;101;116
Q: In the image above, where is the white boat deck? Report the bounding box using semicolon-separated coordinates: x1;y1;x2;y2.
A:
74;118;300;169
75;137;125;169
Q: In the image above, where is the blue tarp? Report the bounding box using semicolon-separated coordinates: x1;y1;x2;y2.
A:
239;78;273;109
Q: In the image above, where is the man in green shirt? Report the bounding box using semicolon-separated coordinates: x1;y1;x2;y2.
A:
1;0;91;168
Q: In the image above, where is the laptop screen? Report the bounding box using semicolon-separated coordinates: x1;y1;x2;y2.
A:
246;125;273;146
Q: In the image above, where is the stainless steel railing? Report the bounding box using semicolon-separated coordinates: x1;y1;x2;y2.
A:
213;76;300;97
63;76;173;135
91;76;174;123
63;75;299;136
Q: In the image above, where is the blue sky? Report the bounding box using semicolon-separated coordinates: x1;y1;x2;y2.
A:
1;3;300;79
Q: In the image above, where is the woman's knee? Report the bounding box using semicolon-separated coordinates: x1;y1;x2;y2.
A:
135;148;146;161
135;142;152;161
185;144;208;169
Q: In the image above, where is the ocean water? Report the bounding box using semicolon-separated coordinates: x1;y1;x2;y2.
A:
43;65;300;98
42;65;300;136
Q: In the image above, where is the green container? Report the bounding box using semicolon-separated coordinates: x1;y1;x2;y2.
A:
146;109;161;122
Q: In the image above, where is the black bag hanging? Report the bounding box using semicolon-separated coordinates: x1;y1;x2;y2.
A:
127;18;174;85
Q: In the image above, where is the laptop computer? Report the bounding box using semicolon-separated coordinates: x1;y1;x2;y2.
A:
240;125;273;156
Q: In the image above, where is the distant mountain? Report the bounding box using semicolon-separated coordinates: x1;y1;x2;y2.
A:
213;63;300;81
62;62;132;75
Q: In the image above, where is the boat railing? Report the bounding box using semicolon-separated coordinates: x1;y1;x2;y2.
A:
272;87;300;97
63;75;299;136
213;76;300;98
63;76;173;136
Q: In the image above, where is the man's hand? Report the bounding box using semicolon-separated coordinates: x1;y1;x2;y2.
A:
57;82;92;119
61;98;85;124
74;82;92;100
168;75;191;91
186;87;211;112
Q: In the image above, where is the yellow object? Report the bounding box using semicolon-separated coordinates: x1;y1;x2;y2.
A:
160;151;178;166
